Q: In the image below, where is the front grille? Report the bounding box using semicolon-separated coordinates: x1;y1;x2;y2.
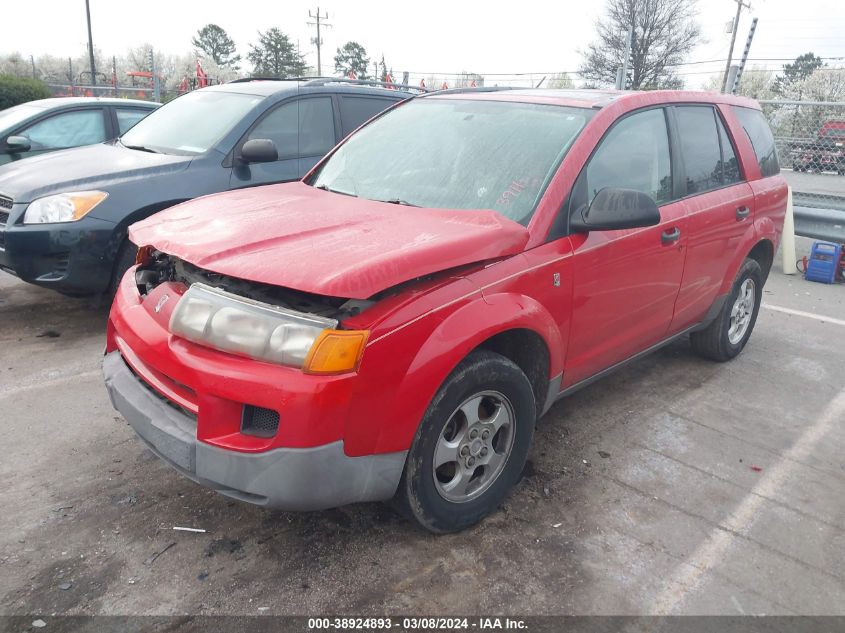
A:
241;405;280;438
0;195;12;211
0;211;8;225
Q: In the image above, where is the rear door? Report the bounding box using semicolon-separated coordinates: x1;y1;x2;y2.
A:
563;107;689;387
669;105;756;330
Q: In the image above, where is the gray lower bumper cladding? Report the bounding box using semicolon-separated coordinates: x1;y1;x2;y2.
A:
102;351;407;511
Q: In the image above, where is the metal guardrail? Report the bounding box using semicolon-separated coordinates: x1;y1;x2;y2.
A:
793;204;845;243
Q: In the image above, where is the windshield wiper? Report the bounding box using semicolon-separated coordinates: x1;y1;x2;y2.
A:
378;198;419;207
121;141;161;154
314;184;357;198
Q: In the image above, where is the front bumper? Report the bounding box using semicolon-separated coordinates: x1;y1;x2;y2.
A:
103;351;407;510
0;207;117;293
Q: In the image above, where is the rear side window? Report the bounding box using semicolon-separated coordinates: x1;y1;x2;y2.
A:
339;96;399;137
584;108;673;205
675;106;723;194
732;106;779;177
716;114;742;184
116;108;150;135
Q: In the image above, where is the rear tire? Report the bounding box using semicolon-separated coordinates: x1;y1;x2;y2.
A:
394;349;536;533
691;258;763;362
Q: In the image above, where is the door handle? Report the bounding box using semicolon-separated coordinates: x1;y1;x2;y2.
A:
736;206;751;220
661;227;681;244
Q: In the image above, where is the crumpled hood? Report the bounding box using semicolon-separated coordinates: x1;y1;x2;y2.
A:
130;182;530;299
0;142;191;203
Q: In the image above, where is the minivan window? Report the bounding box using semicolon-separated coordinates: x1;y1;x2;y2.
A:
339;96;397;136
311;99;592;225
121;90;262;156
585;108;672;205
732;106;779;177
675;106;723;194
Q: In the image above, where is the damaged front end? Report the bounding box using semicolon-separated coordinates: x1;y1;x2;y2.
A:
133;248;374;375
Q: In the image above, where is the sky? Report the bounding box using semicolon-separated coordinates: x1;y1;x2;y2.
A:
2;0;844;88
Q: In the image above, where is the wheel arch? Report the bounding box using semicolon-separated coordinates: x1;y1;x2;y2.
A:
363;293;563;456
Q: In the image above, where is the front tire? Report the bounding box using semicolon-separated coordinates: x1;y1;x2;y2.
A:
107;239;138;299
395;349;536;533
691;258;763;362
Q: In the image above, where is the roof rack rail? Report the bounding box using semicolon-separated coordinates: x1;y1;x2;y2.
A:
227;76;302;83
430;86;520;96
299;77;427;93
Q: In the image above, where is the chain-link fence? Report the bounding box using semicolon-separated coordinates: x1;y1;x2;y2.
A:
760;99;845;242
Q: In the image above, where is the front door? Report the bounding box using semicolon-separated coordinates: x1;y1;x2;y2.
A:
230;96;337;188
563;107;688;387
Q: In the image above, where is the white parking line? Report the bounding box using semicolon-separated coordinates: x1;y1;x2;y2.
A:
649;385;845;615
762;303;845;327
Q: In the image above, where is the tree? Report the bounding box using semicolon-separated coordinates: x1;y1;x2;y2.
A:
334;41;369;79
549;72;574;89
0;75;52;110
247;28;306;78
773;52;824;98
192;24;241;69
703;67;775;100
579;0;701;89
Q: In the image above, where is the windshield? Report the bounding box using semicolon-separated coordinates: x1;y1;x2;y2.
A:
310;98;592;224
120;90;262;155
0;104;40;132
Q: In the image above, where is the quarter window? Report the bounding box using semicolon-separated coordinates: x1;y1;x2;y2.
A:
20;110;106;149
584;108;673;205
732;106;779;177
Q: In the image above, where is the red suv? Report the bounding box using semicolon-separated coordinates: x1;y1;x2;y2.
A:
103;89;787;533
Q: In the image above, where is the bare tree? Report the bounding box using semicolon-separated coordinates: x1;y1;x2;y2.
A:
580;0;701;89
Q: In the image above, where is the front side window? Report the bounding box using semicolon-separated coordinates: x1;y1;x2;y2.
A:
248;97;335;160
310;99;592;225
21;110;106;149
121;90;262;155
584;108;672;205
732;106;779;177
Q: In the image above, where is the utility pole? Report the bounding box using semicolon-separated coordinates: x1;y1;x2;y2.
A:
731;17;758;94
85;0;97;87
619;24;634;90
721;0;751;93
307;7;332;76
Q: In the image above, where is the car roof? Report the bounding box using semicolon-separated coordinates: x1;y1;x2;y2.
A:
427;88;761;110
203;78;416;99
21;96;159;110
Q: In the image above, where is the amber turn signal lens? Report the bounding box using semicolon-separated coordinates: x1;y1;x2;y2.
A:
135;245;153;266
303;329;369;375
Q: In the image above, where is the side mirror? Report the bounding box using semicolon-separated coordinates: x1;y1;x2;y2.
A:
6;135;31;152
240;138;278;164
570;187;661;232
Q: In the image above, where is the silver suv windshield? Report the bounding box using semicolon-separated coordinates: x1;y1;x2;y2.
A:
120;90;262;156
310;98;592;225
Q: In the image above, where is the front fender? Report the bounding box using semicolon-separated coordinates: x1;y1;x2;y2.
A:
344;291;562;456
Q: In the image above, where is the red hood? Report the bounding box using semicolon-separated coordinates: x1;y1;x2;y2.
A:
129;182;529;299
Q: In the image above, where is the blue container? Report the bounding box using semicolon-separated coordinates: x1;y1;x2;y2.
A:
804;241;842;284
